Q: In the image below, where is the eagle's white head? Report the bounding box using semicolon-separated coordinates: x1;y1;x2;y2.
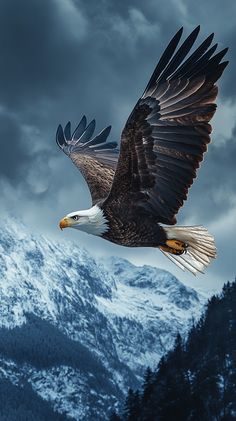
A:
59;205;109;236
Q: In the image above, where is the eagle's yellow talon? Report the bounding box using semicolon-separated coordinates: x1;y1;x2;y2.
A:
166;239;187;251
160;239;188;255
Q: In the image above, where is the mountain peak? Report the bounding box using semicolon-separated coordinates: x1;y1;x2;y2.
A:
0;217;205;420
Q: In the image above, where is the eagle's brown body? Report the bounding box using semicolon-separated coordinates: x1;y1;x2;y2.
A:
56;26;228;275
101;201;167;247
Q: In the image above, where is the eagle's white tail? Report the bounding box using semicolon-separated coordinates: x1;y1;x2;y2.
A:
161;226;217;276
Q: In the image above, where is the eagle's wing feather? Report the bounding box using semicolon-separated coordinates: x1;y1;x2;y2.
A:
56;116;119;204
105;26;228;224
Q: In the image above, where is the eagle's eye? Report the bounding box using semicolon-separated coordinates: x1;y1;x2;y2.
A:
72;215;79;221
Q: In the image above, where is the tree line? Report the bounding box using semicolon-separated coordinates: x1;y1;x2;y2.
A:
110;281;236;421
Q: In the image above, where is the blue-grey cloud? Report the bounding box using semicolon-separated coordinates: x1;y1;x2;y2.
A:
1;0;235;291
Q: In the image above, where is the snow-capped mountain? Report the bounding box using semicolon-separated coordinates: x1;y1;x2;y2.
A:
0;218;206;420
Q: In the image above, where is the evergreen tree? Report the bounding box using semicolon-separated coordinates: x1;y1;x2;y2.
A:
123;388;140;421
109;411;122;421
142;367;154;404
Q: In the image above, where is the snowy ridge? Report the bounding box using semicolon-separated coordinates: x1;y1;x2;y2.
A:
0;217;206;420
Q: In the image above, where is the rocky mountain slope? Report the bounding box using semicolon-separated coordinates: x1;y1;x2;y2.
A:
0;218;205;420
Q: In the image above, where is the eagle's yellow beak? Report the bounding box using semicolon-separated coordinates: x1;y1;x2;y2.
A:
59;217;70;230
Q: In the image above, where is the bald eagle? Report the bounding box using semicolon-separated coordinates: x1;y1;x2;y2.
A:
56;26;228;275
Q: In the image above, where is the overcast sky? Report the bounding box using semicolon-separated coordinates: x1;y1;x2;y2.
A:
1;0;236;293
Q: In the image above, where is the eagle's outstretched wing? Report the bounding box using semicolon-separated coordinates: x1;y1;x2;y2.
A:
56;116;119;204
105;26;228;224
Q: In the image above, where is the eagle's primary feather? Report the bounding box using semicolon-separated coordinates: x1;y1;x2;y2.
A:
56;26;228;275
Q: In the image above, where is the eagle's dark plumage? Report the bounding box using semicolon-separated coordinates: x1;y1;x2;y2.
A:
57;26;228;275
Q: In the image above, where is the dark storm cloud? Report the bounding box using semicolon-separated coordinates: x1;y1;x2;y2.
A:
0;0;171;182
1;0;236;288
0;0;87;110
178;131;236;224
0;112;28;179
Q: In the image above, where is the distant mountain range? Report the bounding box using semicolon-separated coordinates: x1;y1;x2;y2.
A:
0;218;206;420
